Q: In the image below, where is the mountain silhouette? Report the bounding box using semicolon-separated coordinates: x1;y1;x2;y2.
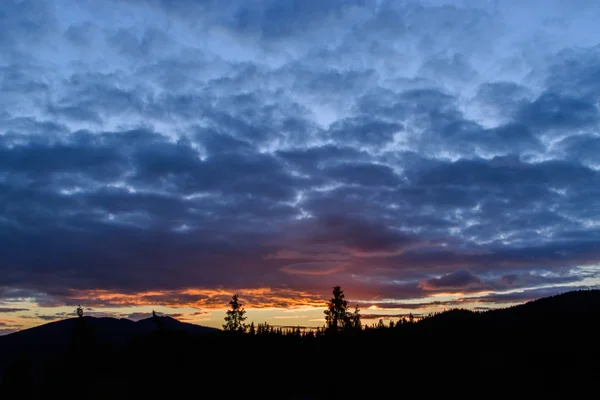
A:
0;315;219;378
418;288;600;329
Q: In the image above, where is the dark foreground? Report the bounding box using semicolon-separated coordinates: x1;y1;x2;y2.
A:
2;290;600;399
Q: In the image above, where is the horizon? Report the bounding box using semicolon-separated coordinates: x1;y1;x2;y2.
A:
2;287;597;335
2;0;600;336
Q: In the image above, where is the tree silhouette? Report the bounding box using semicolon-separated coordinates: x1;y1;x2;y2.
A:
324;285;351;333
350;304;361;330
223;293;247;333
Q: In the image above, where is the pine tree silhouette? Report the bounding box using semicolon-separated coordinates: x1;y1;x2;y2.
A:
223;294;247;333
324;285;351;333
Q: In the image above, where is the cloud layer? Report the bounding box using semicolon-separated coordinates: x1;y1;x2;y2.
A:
1;0;600;323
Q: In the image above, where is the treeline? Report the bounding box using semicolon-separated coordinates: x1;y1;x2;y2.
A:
238;315;416;338
223;285;418;338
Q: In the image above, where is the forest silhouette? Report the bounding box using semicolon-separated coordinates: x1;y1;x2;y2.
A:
1;287;599;399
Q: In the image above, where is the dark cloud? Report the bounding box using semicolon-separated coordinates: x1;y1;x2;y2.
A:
516;92;599;132
322;162;402;187
0;308;29;313
419;53;478;84
291;214;419;254
277;145;369;175
490;271;584;291
474;285;600;304
421;270;484;291
0;1;57;54
327;116;402;149
64;22;99;47
360;313;419;320
359;301;461;310
545;45;600;100
37;315;63;321
281;262;344;276
129;0;368;41
416;156;597;189
126;312;154;321
557;134;600;166
474;81;532;120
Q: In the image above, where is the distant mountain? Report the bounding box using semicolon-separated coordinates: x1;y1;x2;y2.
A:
491;288;600;315
419;288;600;326
0;315;220;377
413;289;600;351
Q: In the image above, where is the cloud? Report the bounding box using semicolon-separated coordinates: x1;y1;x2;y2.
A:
360;313;420;320
0;308;28;313
516;92;600;132
0;0;599;322
420;270;485;291
290;214;420;255
0;287;327;311
557;134;600;167
281;262;345;276
37;315;63;321
0;318;22;335
472;284;600;304
126;312;153;321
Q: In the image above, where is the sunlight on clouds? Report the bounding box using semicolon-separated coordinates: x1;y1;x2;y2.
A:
59;187;85;196
107;181;137;193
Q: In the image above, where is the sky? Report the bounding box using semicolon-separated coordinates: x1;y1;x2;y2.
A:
1;0;600;334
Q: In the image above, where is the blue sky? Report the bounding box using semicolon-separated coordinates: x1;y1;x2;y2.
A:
1;0;600;333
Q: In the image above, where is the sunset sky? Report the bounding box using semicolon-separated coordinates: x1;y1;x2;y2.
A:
2;0;600;335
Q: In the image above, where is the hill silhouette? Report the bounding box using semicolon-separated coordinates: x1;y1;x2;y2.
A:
0;315;219;384
419;288;600;326
1;289;599;399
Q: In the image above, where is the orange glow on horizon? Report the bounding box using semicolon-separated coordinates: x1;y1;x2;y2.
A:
54;287;328;310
